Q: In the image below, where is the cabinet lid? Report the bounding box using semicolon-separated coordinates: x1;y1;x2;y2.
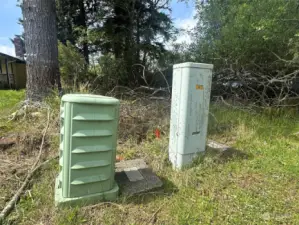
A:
173;62;213;69
62;94;119;105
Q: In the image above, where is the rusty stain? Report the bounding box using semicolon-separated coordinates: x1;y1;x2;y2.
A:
196;84;204;90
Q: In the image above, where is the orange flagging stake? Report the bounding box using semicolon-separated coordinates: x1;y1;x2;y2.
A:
155;128;161;139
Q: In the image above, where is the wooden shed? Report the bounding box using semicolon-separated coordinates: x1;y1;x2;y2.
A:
0;52;26;89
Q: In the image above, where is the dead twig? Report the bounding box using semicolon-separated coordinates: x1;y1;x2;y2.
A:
0;108;51;223
132;64;149;87
147;201;167;224
157;67;171;96
215;96;254;112
83;202;125;211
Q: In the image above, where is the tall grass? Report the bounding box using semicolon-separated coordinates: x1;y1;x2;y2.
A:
1;91;299;224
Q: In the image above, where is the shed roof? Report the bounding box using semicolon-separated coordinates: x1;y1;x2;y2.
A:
0;52;25;64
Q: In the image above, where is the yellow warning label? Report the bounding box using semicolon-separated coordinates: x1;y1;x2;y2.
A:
196;84;204;90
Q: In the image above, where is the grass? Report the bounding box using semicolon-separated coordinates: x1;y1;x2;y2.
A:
0;90;25;110
1;90;299;224
0;90;25;136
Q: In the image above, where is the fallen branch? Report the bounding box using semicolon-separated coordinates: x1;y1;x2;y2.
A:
215;96;255;112
157;67;171;96
0;109;51;223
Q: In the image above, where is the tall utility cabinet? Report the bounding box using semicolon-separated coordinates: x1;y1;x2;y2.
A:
169;62;213;169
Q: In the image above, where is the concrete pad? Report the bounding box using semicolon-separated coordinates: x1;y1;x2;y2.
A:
124;167;144;182
115;159;163;196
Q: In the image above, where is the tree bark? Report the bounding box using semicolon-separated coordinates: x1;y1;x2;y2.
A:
79;0;89;64
23;0;60;101
136;14;140;64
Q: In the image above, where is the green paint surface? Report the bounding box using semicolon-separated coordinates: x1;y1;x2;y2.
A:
57;94;119;203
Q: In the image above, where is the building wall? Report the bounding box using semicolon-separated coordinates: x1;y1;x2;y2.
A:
0;57;26;89
15;63;26;89
0;60;13;74
0;59;12;88
0;75;7;88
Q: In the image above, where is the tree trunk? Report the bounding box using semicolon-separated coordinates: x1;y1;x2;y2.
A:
23;0;60;101
79;0;89;64
136;14;140;64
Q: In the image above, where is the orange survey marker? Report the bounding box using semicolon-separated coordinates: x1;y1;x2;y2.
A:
155;128;161;139
116;155;124;162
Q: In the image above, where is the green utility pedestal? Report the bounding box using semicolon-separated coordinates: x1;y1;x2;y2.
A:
55;94;120;207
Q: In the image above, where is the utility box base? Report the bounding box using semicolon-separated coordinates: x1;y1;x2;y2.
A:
169;152;199;169
54;177;119;207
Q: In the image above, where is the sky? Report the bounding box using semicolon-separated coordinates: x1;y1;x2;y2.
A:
0;0;196;57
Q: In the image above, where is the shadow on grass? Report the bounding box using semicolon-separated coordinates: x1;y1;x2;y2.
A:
192;146;253;166
212;147;252;163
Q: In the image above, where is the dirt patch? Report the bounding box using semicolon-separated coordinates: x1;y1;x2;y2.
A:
0;154;34;210
0;136;16;151
0;131;51;212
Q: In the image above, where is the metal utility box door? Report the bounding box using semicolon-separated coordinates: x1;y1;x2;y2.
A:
169;62;213;169
59;94;119;198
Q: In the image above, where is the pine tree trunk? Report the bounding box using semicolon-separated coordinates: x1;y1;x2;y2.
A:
79;0;89;64
136;15;140;64
23;0;60;101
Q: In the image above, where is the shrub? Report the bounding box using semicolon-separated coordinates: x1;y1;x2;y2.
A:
58;41;87;89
